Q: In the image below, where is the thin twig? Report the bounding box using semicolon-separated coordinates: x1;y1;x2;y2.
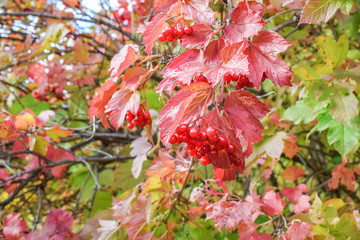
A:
32;187;42;231
265;8;302;23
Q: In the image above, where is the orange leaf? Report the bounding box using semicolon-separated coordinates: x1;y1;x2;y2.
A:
280;165;305;182
45;125;74;143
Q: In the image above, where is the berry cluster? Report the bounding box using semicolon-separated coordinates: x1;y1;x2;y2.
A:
159;25;193;42
223;73;254;89
125;107;152;129
169;124;243;167
180;74;209;88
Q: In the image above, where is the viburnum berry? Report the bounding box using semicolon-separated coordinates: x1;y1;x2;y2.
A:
200;156;210;166
167;35;175;42
184;26;193;35
227;143;236;153
127;122;134;129
164;25;174;36
177;27;185;37
158;33;166;42
189;127;200;138
218;135;228;146
169;135;178;144
206;126;216;137
143;112;150;119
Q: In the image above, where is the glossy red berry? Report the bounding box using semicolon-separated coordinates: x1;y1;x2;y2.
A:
133;119;139;126
137;115;144;121
146;119;152;125
137;108;143;116
233;158;243;166
159;33;166;42
187;142;196;150
164;25;174;36
127;122;134;129
199;131;208;141
177;27;185;37
224;72;232;84
126;114;134;122
188;148;197;156
200;156;210;166
218;135;228;146
209;149;218;157
178;124;188;134
143;112;150;119
189;127;200;138
139;120;146;127
227;143;236;153
169;135;178;144
206;126;216;137
184;26;193;35
167;35;175;42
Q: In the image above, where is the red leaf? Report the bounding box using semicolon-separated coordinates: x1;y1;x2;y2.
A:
62;0;80;8
224;1;264;43
214;168;236;181
328;158;356;191
154;0;177;13
105;89;140;130
24;209;78;240
250;234;274;240
158;82;213;145
204;36;226;65
122;67;148;91
183;0;215;26
88;80;120;128
281;184;308;203
109;44;140;79
262;191;286;216
181;23;213;49
238;221;258;240
245;30;293;87
3;213;28;240
280;165;305;181
46;145;75;178
284;221;313;240
143;12;168;55
224;90;269;144
293;195;312;213
130;137;152;179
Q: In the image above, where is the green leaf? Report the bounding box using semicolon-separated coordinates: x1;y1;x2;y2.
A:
90;191;113;217
329;82;358;126
332;213;357;239
316;34;349;68
9;94;50;116
112;160;150;191
99;169;114;186
340;0;355;14
68;88;89;120
283;100;317;124
327;120;359;157
310;194;326;224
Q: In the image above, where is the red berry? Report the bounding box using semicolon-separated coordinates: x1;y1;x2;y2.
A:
233;157;243;166
231;74;239;81
239;75;248;83
133;119;139;126
139;120;146;127
143;112;150;119
184;26;193;35
126;114;134;122
209;149;218;157
200;131;208;141
208;134;218;144
196;150;203;159
177;27;185;37
196;141;204;147
206;126;216;137
178;124;188;134
169;135;178;144
261;73;267;82
188;148;197;156
159;33;166;42
235;81;245;89
189;127;200;138
137;108;143;116
137;115;144;121
218;135;228;146
200;156;210;166
246;82;254;88
167;35;175;42
224;72;232;84
127;122;134;129
164;25;174;36
187;142;196;150
227;143;236;153
180;134;190;143
146;119;152;125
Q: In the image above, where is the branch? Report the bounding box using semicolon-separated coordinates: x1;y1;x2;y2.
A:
226;0;233;26
265;8;302;23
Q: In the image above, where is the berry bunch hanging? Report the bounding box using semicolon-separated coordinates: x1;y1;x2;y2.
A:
169;124;243;167
125;107;152;129
158;25;193;42
223;73;254;89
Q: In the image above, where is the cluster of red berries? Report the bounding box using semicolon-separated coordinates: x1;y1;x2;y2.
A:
223;73;254;89
169;124;243;167
125;107;152;129
159;25;193;42
180;74;209;88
